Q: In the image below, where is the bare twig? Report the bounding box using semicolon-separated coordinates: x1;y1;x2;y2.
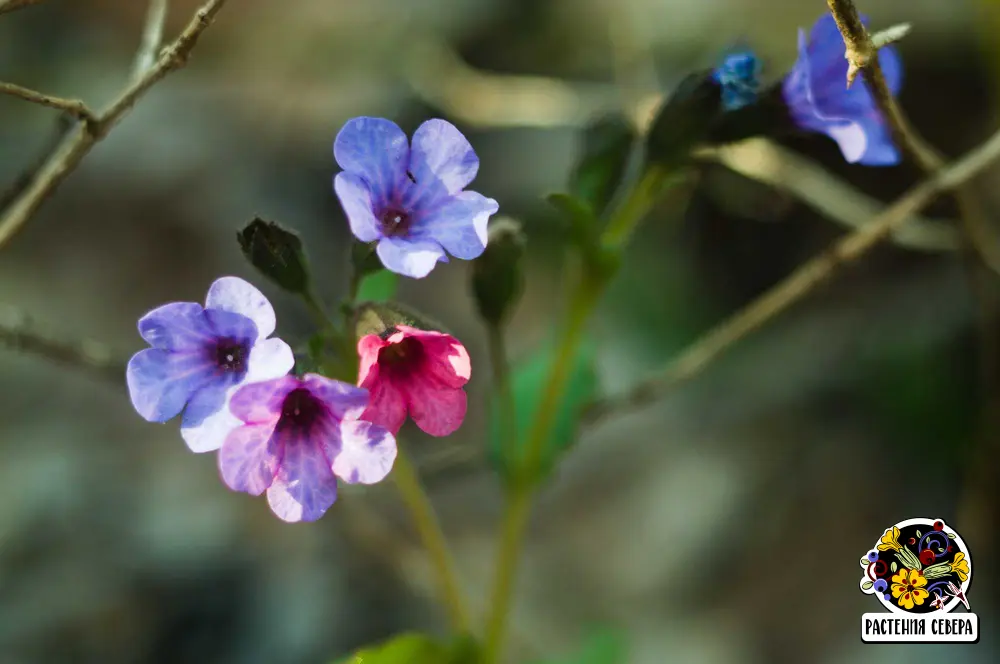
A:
0;0;228;251
0;82;97;125
0;305;125;383
133;0;169;79
695;140;960;252
0;0;44;15
585;124;1000;425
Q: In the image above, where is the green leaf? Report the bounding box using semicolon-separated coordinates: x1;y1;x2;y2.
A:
237;217;312;295
356;269;399;304
546;193;619;280
489;339;599;482
568;113;636;216
333;633;478;664
862;580;874;591
533;629;627;664
916;530;922;537
890;561;898;572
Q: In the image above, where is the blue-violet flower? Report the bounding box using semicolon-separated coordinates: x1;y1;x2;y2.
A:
333;117;500;279
713;50;761;111
126;276;294;452
782;13;902;166
219;374;397;522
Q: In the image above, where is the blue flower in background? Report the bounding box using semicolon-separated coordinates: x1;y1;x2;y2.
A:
333;117;500;279
712;50;761;111
782;13;902;166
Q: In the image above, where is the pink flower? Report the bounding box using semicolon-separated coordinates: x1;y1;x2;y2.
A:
219;374;396;522
357;325;471;436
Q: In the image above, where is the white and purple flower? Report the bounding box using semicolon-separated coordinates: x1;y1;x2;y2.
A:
126;276;294;452
219;374;397;522
333;117;500;279
782;13;903;166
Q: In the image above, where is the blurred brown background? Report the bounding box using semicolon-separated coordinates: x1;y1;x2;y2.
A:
1;0;998;662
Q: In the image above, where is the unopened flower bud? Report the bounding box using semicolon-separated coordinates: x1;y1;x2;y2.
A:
237;217;311;295
471;217;526;328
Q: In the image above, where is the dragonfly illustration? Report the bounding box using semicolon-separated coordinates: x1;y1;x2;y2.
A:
929;591;946;611
945;581;971;611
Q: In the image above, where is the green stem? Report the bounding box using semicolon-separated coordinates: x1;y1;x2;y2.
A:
392;444;472;632
487;323;516;458
482;166;666;663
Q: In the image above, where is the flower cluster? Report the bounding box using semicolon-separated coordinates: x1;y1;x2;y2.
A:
128;117;486;522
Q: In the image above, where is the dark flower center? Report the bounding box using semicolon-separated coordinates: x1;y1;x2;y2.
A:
215;337;249;373
379;207;411;237
379;336;425;378
280;387;324;429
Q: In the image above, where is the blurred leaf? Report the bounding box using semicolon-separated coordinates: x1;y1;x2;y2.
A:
332;632;478;664
568;114;636;216
354;301;450;340
237;217;311;295
546;193;617;280
356;269;399;303
471;217;526;327
532;629;627;664
489;339;599;482
645;71;722;168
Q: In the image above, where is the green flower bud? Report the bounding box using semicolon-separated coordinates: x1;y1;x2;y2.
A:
237;217;311;295
471;217;526;328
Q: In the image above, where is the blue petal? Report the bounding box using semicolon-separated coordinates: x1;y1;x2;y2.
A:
205;277;275;341
180;378;236;429
126;348;214;422
878;44;903;95
333;117;409;209
418;191;498;260
404;119;479;201
333;172;383;242
375;236;446;279
137;302;213;351
204;308;258;344
266;426;339;522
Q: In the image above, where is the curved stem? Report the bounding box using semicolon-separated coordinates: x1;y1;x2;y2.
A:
392;444;471;632
487;323;516;459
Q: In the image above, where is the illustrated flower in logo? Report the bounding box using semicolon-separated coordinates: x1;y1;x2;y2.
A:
891;568;929;610
949;552;970;582
877;526;902;552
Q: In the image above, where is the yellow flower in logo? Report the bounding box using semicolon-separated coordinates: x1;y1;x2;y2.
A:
950;552;969;582
878;526;902;552
891;568;929;610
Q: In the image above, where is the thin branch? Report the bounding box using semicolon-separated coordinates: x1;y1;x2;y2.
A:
0;0;229;251
0;304;125;384
133;0;169;80
584;123;1000;425
0;0;44;15
0;82;97;125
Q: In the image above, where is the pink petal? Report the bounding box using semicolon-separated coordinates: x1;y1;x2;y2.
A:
329;420;397;484
357;334;388;386
397;325;471;387
229;376;299;424
218;422;281;495
405;384;468;437
266;428;339;523
360;367;408;434
300;373;368;420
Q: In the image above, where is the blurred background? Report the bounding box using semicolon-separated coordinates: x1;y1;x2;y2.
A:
1;0;999;662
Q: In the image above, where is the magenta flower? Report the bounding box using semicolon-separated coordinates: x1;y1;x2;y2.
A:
219;374;397;522
333;117;499;279
127;277;294;452
782;13;902;165
357;325;471;436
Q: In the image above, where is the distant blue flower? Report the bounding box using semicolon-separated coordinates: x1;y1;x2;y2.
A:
126;277;294;453
782;13;902;166
333;117;500;279
713;50;761;111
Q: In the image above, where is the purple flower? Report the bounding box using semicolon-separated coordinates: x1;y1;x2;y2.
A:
126;277;294;453
219;374;397;522
333;117;499;279
782;13;902;166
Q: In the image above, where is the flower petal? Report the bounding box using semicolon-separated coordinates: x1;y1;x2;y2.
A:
375;236;446;279
245;337;295;382
357;334;389;386
203;308;258;345
301;373;370;420
399;326;471;388
407;119;480;195
360;367;408;434
126;348;214;422
180;380;242;452
334;172;383;243
137;302;213;350
230;376;299;424
205;277;276;340
219;422;282;495
328;419;397;484
266;427;339;522
826;122;867;163
404;383;467;437
333;117;409;207
418;191;498;260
